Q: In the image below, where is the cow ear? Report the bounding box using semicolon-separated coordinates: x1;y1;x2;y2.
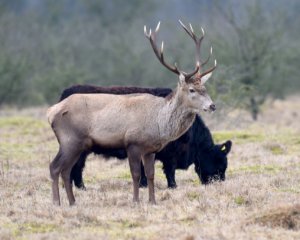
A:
220;140;232;155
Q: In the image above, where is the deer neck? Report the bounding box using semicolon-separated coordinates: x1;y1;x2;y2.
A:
158;87;196;145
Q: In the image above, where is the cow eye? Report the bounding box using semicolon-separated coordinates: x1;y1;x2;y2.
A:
189;89;195;93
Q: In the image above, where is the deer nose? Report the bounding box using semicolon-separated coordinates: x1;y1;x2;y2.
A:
209;104;216;111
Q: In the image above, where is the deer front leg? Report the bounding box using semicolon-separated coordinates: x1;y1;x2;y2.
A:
50;150;63;206
142;153;156;204
127;146;142;203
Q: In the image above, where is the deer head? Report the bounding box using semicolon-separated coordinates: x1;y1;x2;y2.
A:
144;21;217;113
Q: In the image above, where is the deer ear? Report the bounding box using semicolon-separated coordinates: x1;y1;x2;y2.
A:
201;72;212;85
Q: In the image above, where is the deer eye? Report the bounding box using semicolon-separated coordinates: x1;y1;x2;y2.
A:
189;89;195;93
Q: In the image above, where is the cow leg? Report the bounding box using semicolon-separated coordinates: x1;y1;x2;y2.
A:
139;162;148;188
127;146;142;203
142;153;156;204
162;159;177;188
70;152;88;190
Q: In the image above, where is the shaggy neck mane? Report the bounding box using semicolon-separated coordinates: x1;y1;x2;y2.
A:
158;86;196;146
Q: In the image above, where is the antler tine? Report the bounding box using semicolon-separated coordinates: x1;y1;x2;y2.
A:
189;23;194;34
145;21;200;79
200;59;217;78
179;20;217;78
184;61;200;79
179;20;195;41
145;22;180;75
179;20;205;69
155;21;160;32
201;27;205;37
201;46;212;67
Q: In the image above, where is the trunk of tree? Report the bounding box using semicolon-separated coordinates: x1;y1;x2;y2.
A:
250;97;259;121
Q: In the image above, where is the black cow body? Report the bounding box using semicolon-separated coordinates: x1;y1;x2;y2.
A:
59;85;232;188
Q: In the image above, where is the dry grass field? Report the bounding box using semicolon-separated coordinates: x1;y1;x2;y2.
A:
0;96;300;240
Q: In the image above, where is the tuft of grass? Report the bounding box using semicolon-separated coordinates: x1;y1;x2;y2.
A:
247;204;300;230
118;219;141;228
179;216;197;225
234;196;245;205
187;191;200;201
264;143;285;155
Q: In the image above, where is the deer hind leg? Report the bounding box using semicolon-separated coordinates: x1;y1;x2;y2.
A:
50;143;82;206
50;149;63;206
61;168;76;206
127;145;142;203
60;147;82;206
142;153;156;204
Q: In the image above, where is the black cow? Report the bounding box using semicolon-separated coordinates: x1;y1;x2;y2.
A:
59;85;232;188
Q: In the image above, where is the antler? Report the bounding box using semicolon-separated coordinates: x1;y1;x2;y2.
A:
144;22;200;79
178;20;217;78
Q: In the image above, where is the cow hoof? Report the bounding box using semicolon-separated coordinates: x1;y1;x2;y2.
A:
139;181;148;188
168;183;177;189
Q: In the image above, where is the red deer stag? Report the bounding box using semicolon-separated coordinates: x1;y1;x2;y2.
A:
47;21;217;205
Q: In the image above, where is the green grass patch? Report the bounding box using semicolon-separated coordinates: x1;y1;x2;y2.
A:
0;116;55;163
0;144;31;160
0;116;47;129
278;188;300;194
19;222;58;234
187;191;200;200
184;178;200;186
116;171;132;180
229;165;283;175
234;196;245;205
2;222;58;238
118;219;141;228
0;142;38;162
213;131;265;143
286;136;300;154
264;143;285;155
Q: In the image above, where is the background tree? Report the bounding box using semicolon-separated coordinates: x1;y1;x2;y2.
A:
0;0;298;119
213;0;287;120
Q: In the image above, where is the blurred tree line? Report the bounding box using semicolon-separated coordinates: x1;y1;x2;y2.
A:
0;0;299;119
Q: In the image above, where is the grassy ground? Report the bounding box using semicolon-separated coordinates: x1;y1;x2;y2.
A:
0;97;300;239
